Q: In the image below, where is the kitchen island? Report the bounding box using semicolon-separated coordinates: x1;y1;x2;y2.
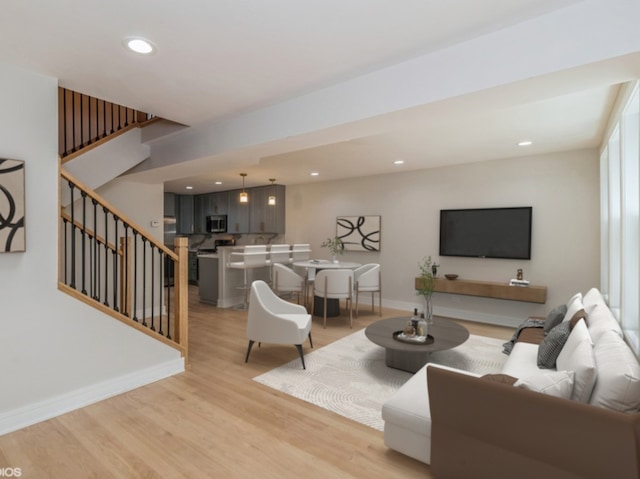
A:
198;246;270;308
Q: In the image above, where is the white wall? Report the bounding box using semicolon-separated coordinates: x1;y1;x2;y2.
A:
0;61;183;435
285;149;600;326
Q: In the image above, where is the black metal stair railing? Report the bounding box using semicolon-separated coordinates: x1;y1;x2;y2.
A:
59;169;186;353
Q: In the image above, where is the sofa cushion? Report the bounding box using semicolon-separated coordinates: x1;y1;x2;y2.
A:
562;295;585;324
502;342;544;378
587;302;623;343
556;319;597;403
589;330;640;413
582;287;604;311
543;304;567;334
514;370;575;399
537;321;571;369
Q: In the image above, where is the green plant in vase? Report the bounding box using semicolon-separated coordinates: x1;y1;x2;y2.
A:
416;256;438;323
321;236;344;263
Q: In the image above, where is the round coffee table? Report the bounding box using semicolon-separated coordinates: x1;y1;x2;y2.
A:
365;316;469;373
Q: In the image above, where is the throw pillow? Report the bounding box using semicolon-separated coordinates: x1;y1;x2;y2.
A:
556;319;597;403
543;304;568;334
514;370;575;399
569;308;588;330
586;302;623;343
589;330;640;413
481;373;518;386
562;295;585;324
537;321;571;369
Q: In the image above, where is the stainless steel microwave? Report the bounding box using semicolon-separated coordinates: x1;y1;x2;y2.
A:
206;215;227;233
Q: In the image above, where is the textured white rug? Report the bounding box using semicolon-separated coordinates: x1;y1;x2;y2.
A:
253;328;508;431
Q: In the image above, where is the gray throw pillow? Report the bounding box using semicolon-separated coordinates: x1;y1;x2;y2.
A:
543;304;568;335
537;321;571;369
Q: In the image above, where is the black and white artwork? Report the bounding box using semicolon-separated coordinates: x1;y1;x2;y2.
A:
0;158;25;252
337;215;380;252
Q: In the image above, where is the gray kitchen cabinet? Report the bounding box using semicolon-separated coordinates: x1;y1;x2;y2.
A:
188;251;198;285
194;192;229;233
164;192;176;217
227;189;250;233
176;194;194;234
193;194;209;234
198;256;219;304
210;191;229;215
249;185;285;233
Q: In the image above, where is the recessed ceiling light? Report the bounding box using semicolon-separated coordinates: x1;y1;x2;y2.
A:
517;140;533;147
185;186;193;190
394;160;404;165
123;36;156;55
310;172;319;176
215;181;222;185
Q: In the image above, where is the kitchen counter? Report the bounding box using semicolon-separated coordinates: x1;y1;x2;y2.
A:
210;246;270;308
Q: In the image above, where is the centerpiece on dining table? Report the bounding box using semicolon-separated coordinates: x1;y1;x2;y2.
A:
321;236;344;263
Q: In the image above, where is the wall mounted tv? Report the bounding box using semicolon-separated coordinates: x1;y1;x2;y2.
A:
439;207;532;260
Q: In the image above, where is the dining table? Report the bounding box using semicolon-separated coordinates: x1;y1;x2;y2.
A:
292;260;361;317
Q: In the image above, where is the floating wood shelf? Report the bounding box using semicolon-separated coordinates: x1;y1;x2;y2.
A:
415;277;547;304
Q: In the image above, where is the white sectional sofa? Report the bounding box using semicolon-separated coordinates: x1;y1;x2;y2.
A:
381;287;640;478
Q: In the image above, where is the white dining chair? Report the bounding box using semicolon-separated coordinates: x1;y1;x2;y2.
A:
353;263;382;317
313;269;354;328
272;263;306;306
245;280;313;369
227;245;268;309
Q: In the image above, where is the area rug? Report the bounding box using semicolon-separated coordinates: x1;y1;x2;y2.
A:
253;328;508;431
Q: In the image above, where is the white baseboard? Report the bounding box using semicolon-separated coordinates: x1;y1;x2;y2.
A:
0;358;185;436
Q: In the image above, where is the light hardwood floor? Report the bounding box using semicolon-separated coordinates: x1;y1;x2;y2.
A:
0;286;514;478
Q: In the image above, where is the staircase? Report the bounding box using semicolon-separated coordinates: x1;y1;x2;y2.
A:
58;88;189;363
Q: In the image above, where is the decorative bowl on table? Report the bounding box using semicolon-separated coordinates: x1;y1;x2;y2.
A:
444;274;459;280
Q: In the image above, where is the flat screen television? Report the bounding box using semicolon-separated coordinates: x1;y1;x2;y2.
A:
439;207;532;260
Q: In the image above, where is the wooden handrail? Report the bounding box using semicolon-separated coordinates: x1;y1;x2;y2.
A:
58;161;188;364
60;168;177;259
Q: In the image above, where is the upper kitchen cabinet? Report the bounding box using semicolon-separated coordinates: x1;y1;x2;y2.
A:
249;185;285;234
227;189;250;234
176;194;194;235
164;192;176;217
194;192;230;233
210;191;229;215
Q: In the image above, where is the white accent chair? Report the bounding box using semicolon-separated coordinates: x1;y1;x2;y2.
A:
245;280;313;369
227;245;268;309
313;269;354;328
353;263;382;317
272;263;306;305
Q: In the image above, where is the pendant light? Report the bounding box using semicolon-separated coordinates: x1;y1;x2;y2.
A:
239;173;248;203
268;178;276;206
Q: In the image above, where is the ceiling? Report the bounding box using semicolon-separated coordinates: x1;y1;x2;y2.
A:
1;0;638;193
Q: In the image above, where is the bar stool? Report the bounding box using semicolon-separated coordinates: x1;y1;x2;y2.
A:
291;243;312;303
227;245;268;309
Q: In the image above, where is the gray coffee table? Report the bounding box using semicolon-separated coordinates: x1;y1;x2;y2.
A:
364;316;469;373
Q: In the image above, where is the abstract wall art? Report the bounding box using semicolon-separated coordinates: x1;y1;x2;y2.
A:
0;158;25;252
336;215;380;252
